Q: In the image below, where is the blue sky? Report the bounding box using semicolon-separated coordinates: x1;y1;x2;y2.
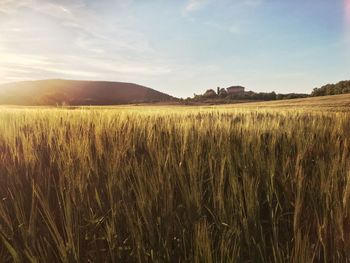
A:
0;0;349;97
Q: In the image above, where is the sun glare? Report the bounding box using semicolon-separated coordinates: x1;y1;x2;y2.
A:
346;0;350;22
345;0;350;47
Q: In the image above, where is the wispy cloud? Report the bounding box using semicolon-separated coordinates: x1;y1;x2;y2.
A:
183;0;209;13
0;0;173;84
243;0;262;7
0;49;172;84
203;21;241;34
183;0;262;13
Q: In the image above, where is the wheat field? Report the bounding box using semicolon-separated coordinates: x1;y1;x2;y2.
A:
1;105;350;262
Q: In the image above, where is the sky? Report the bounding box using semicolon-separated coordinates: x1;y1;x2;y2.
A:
0;0;349;98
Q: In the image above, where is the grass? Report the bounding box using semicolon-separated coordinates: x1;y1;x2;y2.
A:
1;99;350;262
227;93;350;111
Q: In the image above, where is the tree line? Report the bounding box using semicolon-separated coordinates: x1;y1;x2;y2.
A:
311;80;350;96
189;91;308;102
182;80;350;104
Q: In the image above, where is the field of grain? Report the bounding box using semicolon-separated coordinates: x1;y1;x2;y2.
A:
1;102;350;262
227;93;350;112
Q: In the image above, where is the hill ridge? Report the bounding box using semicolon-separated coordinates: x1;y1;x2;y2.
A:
0;79;174;106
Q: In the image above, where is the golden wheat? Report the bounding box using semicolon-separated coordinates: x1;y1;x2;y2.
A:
0;106;349;262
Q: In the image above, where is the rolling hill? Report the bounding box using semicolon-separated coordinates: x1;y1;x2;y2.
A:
228;93;350;111
0;79;174;105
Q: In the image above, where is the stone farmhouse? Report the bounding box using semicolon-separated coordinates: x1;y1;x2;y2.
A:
226;86;245;95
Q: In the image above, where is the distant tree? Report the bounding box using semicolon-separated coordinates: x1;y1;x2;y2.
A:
247;92;277;101
203;89;217;98
311;80;350;97
276;93;309;100
218;88;228;98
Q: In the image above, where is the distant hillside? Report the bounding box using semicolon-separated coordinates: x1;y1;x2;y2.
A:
0;79;174;105
226;93;350;111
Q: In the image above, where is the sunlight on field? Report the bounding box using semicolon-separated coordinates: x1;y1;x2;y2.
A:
1;105;350;262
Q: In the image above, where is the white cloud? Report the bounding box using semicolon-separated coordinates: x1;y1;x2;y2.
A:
0;49;172;84
184;0;209;13
203;21;241;34
0;0;174;84
183;0;262;13
243;0;262;7
228;25;240;34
